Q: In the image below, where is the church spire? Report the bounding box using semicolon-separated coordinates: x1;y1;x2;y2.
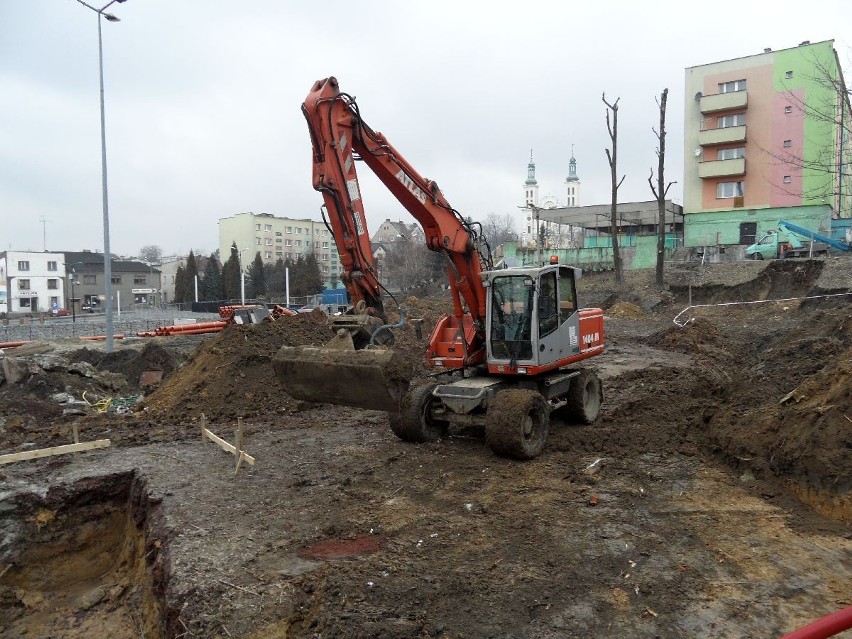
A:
525;148;537;186
566;144;579;182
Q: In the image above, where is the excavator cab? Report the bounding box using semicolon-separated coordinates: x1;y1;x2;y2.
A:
484;265;587;375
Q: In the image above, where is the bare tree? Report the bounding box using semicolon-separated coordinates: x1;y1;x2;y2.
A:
603;93;626;284
648;88;676;287
480;212;519;248
138;244;163;264
384;236;443;292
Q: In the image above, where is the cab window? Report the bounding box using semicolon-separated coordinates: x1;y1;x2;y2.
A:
558;267;576;324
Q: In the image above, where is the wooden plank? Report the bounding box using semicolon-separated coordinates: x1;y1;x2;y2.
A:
202;428;255;466
0;440;111;465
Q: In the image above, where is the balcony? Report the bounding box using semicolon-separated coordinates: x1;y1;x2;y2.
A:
699;125;746;147
698;158;746;179
700;91;748;114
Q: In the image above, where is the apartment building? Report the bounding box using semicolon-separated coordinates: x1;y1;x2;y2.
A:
218;212;344;288
0;251;66;315
683;40;851;250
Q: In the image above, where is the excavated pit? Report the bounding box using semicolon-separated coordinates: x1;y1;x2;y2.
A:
0;471;175;638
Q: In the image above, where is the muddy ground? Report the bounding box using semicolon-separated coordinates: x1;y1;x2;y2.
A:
0;258;850;638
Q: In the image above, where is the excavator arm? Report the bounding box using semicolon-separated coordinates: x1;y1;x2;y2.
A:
274;77;494;414
301;77;492;367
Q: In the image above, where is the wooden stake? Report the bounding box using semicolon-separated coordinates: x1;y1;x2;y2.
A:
201;413;207;445
234;417;244;475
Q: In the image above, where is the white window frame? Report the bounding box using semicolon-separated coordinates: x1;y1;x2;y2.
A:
717;147;745;160
719;79;747;93
718;113;745;128
716;181;745;198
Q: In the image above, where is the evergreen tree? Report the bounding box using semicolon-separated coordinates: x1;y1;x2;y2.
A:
222;242;241;301
302;253;324;296
174;265;187;305
201;255;224;301
247;252;266;299
266;258;286;298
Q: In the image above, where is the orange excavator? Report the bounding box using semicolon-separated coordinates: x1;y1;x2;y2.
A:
273;77;606;458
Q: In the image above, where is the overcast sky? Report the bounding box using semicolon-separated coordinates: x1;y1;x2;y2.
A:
2;1;850;259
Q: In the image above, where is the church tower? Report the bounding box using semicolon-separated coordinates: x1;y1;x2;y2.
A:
521;150;540;246
523;149;539;207
565;147;581;207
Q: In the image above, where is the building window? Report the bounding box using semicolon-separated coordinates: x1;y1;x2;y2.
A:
322;242;329;248
275;238;282;243
295;227;301;234
717;181;745;198
47;279;58;290
286;226;292;233
19;298;31;309
134;276;146;284
265;251;272;259
295;240;302;247
285;239;292;246
785;70;793;79
275;251;282;257
314;242;320;248
322;253;329;261
256;237;262;245
783;139;792;148
18;279;31;290
255;224;261;231
17;261;30;271
265;238;273;245
275;231;282;236
322;230;329;236
784;106;793;114
47;261;58;271
719;79;747;93
264;224;272;231
83;274;97;285
783;176;792;184
718;113;745;128
111;275;122;284
717;147;745;160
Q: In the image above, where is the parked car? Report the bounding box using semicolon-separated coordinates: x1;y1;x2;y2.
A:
54;308;70;317
81;304;94;313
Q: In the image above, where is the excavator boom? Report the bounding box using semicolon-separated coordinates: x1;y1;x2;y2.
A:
275;77;494;410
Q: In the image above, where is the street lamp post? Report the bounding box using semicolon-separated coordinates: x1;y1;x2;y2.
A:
230;245;250;306
75;0;127;352
70;275;80;323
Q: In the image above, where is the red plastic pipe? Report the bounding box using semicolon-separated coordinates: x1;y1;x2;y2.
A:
0;341;32;349
780;606;852;639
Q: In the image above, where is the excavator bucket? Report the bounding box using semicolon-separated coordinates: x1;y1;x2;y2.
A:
272;344;412;413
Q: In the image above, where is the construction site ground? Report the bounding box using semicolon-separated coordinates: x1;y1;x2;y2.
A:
0;258;850;638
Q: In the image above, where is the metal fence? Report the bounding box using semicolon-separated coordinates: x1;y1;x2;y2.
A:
0;308;221;344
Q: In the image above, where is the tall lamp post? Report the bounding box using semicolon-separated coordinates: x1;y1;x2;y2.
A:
75;0;127;352
240;248;250;306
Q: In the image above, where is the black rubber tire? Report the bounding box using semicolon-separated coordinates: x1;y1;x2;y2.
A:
485;389;550;460
561;369;603;424
390;380;446;443
752;253;764;260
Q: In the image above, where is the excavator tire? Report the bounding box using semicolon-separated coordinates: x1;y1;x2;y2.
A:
391;380;447;443
485;389;549;460
559;369;602;424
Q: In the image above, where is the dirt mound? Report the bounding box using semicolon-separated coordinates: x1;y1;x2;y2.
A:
68;342;179;389
607;301;645;318
139;314;336;424
642;317;720;353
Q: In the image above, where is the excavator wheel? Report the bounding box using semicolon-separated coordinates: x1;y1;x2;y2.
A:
558;369;603;424
390;380;447;443
485;389;550;460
